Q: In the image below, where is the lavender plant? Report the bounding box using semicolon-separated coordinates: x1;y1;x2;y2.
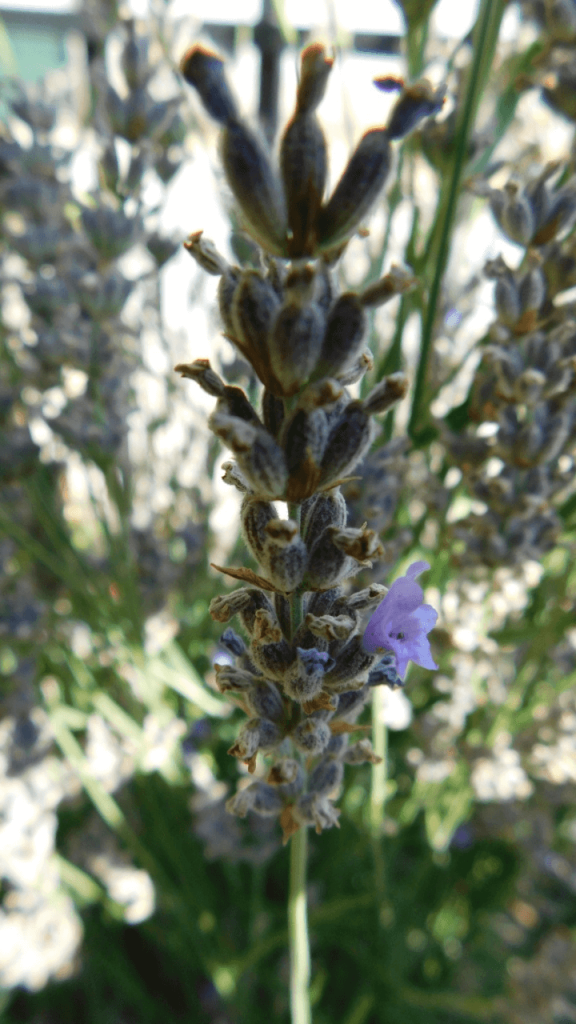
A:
176;40;445;1022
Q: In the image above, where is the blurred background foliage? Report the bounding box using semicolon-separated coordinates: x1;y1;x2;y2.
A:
2;0;576;1021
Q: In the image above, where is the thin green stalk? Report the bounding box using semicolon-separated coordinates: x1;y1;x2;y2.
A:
288;825;311;1024
370;687;388;903
408;0;505;440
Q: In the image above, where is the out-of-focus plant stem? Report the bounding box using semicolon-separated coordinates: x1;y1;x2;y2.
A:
408;0;505;441
289;826;311;1024
370;687;388;908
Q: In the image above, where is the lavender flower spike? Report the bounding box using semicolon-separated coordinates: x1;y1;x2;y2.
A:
362;561;438;679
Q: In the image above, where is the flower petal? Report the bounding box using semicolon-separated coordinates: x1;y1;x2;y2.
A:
405;560;430;580
409;634;438;671
412;603;438;632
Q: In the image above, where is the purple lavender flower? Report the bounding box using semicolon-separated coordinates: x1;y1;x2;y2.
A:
362;561;438;679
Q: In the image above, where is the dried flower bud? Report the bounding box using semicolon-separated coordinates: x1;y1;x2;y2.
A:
221;119;288;255
238;590;276;635
315;293;367;379
231;270;281;389
336;350;374;386
267;757;305;799
262;519;308;592
323;635;377;691
180;46;238;124
284;647;331;703
215;663;257;692
226;781;283;818
362;373;409;414
251;611;295;680
333;685;370;721
329;523;384;564
334;583;387;613
218;266;242;335
291;716;331;755
360;265;416;307
262;389;285;437
245;681;284;720
385;79;445;140
499;185;535;246
367;654;403;689
210;588;253;623
174;358;225;397
305;612;356;642
343;739;382;764
269;297;325;395
228;717;261;760
306;526;355;590
319;401;375;488
280;47;332;255
301;488;347;548
183;231;228;275
317;128;391;251
295;792;340;832
220;628;246;658
221;461;250;492
210;412;288;499
308;757;344;796
241;497;277;564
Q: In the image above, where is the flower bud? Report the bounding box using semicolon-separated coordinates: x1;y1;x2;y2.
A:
250;610;295;679
209;588;253;623
317;128;391;251
231;269;281;389
385;79;445;140
319;401;375;489
262;519;308;592
306;526;355;590
238;590;276;635
280;47;332;255
174;358;225;397
221;461;250;492
215;663;257;692
500;185;534;246
336;350;374;386
240;497;277;564
362;373;409;415
343;739;382;764
291;716;331;755
269;296;325;395
284;647;330;703
209;412;288;499
183;231;228;275
218;266;242;335
367;653;403;689
246;681;284;720
360;265;416;307
305;612;356;642
221;119;288;255
333;685;370;721
323;635;377;691
227;717;261;761
329;523;384;564
267;757;305;799
226;781;283;818
334;583;387;614
295;792;340;833
308;757;344;797
262;389;285;438
301;487;347;548
180;46;238;123
315;293;367;379
219;628;246;658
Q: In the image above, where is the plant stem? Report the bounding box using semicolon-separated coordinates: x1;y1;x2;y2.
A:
288;825;311;1024
370;687;388;902
408;0;505;440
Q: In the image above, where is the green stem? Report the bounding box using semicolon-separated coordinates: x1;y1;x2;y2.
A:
288;825;311;1024
370;687;388;903
408;0;505;440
